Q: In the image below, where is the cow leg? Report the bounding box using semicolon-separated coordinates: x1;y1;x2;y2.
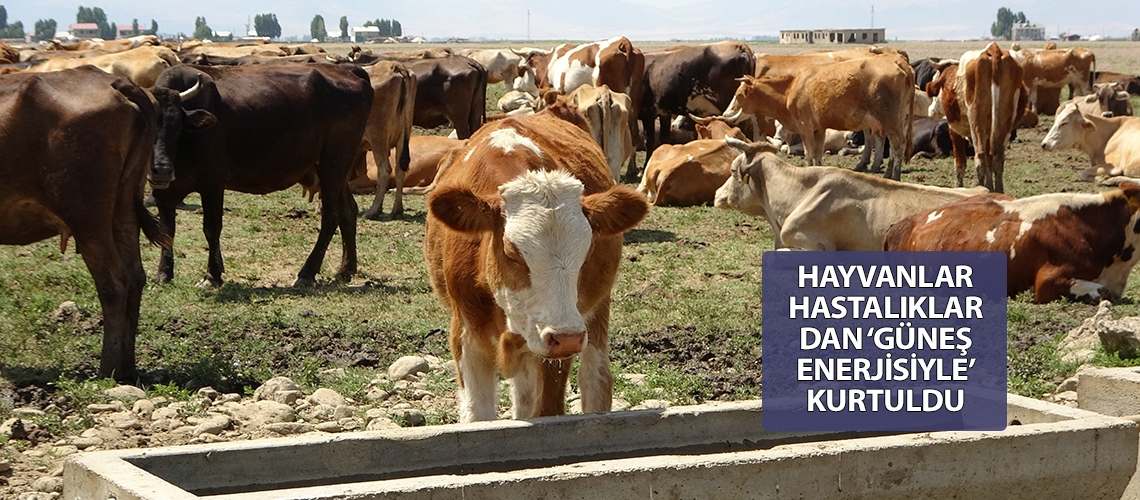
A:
807;130;826;166
199;188;226;287
458;319;499;422
361;148;388;221
336;185;359;281
639;114;656;173
868;135;886;173
949;131;968;188
992;140;1006;194
390;147;407;217
536;357;572;416
509;350;540;419
854;131;872;171
578;299;613;414
155;200;178;283
886;131;907;181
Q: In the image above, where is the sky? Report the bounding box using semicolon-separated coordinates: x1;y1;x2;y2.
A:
7;0;1138;42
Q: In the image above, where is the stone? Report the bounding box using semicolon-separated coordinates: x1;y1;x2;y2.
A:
619;373;648;387
105;412;142;430
1;418;27;440
1061;301;1140;362
197;433;228;443
264;422;315;435
338;417;362;431
391;409;425;426
365;388;391;402
275;390;303;406
18;492;55;500
132;399;156;419
51;445;78;457
191;414;232;435
11;407;46;417
1057;376;1080;393
253;377;302;402
32;476;63;493
411;389;435;401
231;400;295;427
612;398;632;412
319;367;347;379
220;393;242;404
151;406;180;421
631;399;672;410
388;355;430;381
309;388;346;407
315;421;343;433
103;385;147;401
0;459;10;472
81;427;122;441
87;401;126;413
366;417;401;431
197;387;220;401
1054;390;1079;407
333;405;356;420
69;436;103;449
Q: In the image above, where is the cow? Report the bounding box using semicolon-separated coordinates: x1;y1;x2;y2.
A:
639;42;756;169
516;37;645;179
423;112;648;422
911;57;943;90
537;85;634;182
847;117;975;160
1041;101;1140;181
713;139;986;251
24;45;180;87
720;54;915;180
498;89;536;114
884;183;1140;304
457;48;533;85
0;67;168;379
770;121;855;156
637;138;743;206
347;136;467;196
357;61;417;219
178;43;287;60
690;115;748;140
0;41;19;64
149;64;373;287
1010;47;1096;114
926;43;1027;193
1094;71;1140;96
351;49;488;140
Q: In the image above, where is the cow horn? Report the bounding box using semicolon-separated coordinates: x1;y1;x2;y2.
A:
510;47;527;57
179;75;202;102
325;54;339;63
721;108;745;124
725;137;752;152
688;114;713;124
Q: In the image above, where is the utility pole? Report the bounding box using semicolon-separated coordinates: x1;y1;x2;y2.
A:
527;10;530;42
871;5;874;29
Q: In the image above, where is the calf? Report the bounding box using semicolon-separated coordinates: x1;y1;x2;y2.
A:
713;139;985;251
885;183;1140;304
0;67;168;379
150;64;373;287
1041;101;1140;180
425;112;647;422
357;61;417;219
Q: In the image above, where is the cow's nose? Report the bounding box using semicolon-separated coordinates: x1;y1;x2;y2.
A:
545;331;585;358
149;164;175;188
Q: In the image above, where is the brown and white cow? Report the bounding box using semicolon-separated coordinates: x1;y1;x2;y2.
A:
1041;101;1140;180
457;48;533;85
424;112;647;422
537;85;634;182
884;183;1140;304
516;37;645;177
1011;47;1096;114
1;67;168;379
637;138;742;207
720;55;915;180
713;139;985;251
357;61;417;219
926;43;1027;193
25;45;180;87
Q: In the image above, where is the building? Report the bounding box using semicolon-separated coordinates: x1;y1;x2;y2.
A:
69;23;100;39
779;28;886;45
1011;23;1046;41
349;26;380;43
117;25;142;38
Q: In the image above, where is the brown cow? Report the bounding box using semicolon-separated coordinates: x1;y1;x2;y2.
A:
357;61;417;219
1094;71;1140;96
1011;47;1095;114
24;45;180;87
347;136;467;195
424;112;647;422
536;85;634;181
637;139;741;207
926;43;1027;193
1041;101;1140;180
721;55;915;180
885;183;1140;304
0;67;168;379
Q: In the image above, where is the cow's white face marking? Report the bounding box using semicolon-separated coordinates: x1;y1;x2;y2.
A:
926;211;944;224
1069;279;1106;301
495;170;593;357
489;128;543;157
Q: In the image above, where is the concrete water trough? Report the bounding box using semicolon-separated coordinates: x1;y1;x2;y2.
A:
65;395;1137;500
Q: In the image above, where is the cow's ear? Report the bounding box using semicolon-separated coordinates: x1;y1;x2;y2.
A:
1120;182;1140;208
184;109;217;129
581;187;648;236
429;186;501;233
1084;94;1098;103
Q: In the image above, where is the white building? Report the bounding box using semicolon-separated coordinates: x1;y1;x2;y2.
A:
779;28;886;45
1012;23;1046;41
349;26;380;43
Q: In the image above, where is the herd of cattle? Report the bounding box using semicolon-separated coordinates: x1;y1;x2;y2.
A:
3;33;1140;421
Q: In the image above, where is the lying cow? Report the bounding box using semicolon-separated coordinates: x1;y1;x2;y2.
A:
0;67;168;379
847;117;975;160
885;183;1140;304
424;112;647;422
770;121;857;157
347;136;467;195
1041;101;1140;180
713;138;985;251
637;139;743;206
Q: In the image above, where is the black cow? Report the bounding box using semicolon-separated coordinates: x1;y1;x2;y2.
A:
641;41;755;170
150;64;373;287
350;48;487;139
848;117;975;160
912;57;943;90
1;67;168;379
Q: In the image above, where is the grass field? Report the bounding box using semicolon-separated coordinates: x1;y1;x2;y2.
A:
2;40;1140;418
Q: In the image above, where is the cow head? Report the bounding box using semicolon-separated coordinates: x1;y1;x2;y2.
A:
150;71;218;189
1041;102;1090;151
721;75;790;125
429;170;646;358
714;138;778;216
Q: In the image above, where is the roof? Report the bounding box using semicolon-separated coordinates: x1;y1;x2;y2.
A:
353;26;381;32
70;23;98;30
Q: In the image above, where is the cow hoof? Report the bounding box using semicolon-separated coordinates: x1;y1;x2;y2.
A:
293;277;316;288
363;209;383;221
196;276;222;288
853;164;868;172
155;273;173;283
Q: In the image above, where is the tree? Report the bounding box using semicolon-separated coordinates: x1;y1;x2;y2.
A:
990;7;1027;40
379;19;391;37
145;19;158;36
4;20;21;38
254;13;281;39
1133;29;1140;42
392;20;402;37
76;6;115;39
34;18;55;41
310;15;327;42
193;16;212;40
129;18;139;36
339;16;348;40
0;5;7;30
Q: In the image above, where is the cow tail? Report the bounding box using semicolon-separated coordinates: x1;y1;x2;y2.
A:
905;70;915;164
137;199;171;248
397;68;412;173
